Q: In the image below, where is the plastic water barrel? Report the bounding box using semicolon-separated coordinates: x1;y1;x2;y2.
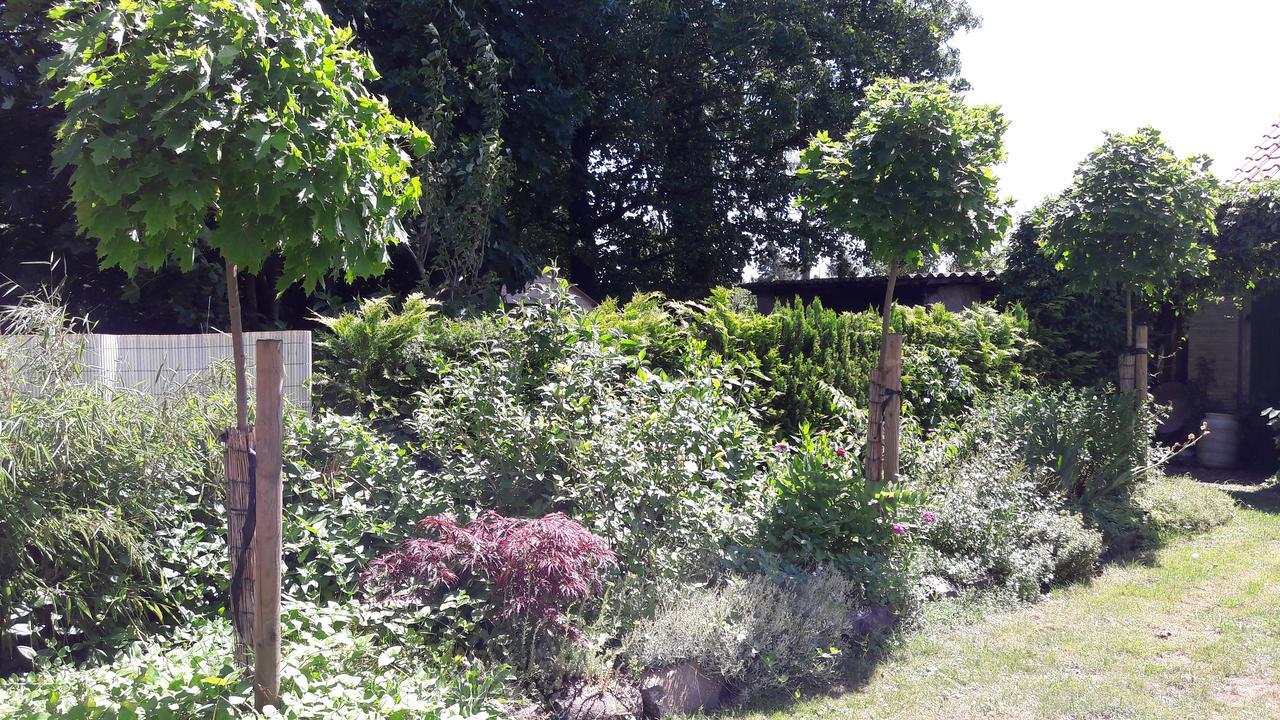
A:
1197;413;1240;469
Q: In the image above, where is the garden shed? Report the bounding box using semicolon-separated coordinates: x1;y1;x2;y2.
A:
1185;120;1280;417
742;270;999;314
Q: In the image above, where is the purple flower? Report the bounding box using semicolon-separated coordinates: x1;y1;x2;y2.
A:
920;510;937;524
835;448;847;458
891;523;907;536
773;441;790;453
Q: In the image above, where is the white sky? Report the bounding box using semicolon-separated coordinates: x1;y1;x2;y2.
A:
952;0;1280;216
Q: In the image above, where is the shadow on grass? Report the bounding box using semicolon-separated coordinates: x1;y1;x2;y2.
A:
1223;483;1280;513
715;643;896;718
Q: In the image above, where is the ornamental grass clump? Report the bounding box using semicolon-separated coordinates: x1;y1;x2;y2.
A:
363;511;617;637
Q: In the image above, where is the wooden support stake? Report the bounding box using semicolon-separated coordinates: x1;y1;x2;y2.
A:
253;340;284;711
223;426;255;667
882;334;903;484
1134;325;1149;403
865;365;884;483
864;334;903;484
1118;351;1135;393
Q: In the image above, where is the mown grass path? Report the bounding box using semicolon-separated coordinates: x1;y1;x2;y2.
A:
736;482;1280;720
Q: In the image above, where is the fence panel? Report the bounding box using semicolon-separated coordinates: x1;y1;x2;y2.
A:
5;330;312;413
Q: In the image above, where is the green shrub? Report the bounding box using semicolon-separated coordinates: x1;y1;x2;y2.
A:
0;602;509;720
411;286;768;580
761;428;922;576
580;292;696;371
1137;474;1236;536
917;450;1102;600
283;413;452;601
312;293;497;422
588;289;1032;434
1091;474;1236;548
0;296;232;664
953;386;1152;507
622;570;854;701
312;293;441;418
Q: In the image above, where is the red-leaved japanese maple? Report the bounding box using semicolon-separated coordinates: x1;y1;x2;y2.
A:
363;511;616;636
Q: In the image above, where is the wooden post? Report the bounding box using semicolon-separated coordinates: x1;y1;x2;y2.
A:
223;427;255;667
865;334;903;483
253;339;284;711
1118;352;1135;393
881;335;903;483
1134;325;1149;403
865;365;884;483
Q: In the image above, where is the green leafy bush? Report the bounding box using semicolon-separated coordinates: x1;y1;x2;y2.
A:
917;450;1102;600
954;386;1151;507
762;428;921;575
0;602;508;719
312;279;1034;440
601;291;1032;434
312;294;501;422
283;413;451;601
623;570;855;701
410;291;768;580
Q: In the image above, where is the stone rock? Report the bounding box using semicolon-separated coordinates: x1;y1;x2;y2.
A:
638;664;725;718
554;677;643;720
919;574;959;600
1103;529;1141;559
513;704;553;720
847;606;899;638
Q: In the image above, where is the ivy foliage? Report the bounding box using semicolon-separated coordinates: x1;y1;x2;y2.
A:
1207;179;1280;302
1000;212;1125;387
1037;128;1218;309
797;79;1010;270
44;0;431;288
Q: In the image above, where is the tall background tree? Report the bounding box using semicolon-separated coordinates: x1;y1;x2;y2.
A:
5;0;979;328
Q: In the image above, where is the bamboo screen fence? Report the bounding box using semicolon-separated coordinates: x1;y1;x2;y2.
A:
5;330;312;412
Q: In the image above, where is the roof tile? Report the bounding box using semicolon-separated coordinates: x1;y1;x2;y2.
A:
1230;119;1280;184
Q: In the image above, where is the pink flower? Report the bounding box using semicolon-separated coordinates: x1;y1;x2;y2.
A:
891;523;907;535
774;441;790;453
920;510;937;524
835;448;847;458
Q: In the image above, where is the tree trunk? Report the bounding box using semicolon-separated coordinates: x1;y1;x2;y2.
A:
879;260;901;366
566;123;599;298
1125;291;1133;346
225;257;248;429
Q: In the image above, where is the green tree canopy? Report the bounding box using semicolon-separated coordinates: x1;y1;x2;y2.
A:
796;78;1009;271
1037;127;1218;328
796;77;1009;354
45;0;430;290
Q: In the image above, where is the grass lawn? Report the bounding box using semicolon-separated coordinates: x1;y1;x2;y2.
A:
733;480;1280;720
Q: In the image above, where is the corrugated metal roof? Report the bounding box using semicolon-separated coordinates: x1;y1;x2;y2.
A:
1230;119;1280;185
742;270;997;290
